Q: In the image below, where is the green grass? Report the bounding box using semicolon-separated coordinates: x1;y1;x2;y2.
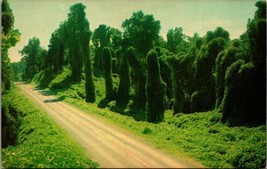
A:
2;86;99;168
34;67;266;168
61;98;266;168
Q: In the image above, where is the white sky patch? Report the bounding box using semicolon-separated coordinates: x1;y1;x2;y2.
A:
58;4;66;12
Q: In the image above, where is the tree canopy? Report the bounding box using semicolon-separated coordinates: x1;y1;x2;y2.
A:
122;10;161;58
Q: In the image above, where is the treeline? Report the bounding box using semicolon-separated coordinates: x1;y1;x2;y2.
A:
17;1;266;125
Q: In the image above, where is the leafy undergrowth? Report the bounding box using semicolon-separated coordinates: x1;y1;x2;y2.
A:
34;68;266;168
2;87;99;168
63;98;266;168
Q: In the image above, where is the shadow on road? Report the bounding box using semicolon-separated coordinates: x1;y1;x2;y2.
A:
44;96;65;103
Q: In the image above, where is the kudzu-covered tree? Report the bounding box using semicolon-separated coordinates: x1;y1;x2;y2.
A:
146;49;166;123
247;0;266;117
20;37;46;80
169;54;194;114
110;48;118;74
215;40;244;108
166;27;189;54
68;3;96;102
128;48;146;105
67;3;87;81
156;47;173;101
46;30;65;73
191;28;228;112
117;47;131;102
81;22;95;103
221;0;266;126
122;10;161;106
92;24;110;71
122;10;161;59
103;47;114;100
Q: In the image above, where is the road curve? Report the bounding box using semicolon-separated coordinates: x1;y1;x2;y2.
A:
16;82;204;168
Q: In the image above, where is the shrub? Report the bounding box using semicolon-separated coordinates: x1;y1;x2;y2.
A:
143;127;153;134
2;94;22;148
229;145;266;169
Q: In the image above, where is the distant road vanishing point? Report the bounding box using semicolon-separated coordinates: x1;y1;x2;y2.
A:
16;82;204;168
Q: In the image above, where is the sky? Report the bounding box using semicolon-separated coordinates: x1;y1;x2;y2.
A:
8;0;257;62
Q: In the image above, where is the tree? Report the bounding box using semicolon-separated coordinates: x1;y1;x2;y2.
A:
146;49;166;123
109;27;122;50
11;61;25;81
68;3;95;102
92;24;110;71
128;47;146;105
46;29;65;73
1;0;20;92
221;0;266;126
117;47;131;102
67;3;87;81
215;41;244;108
122;10;161;59
41;3;95;102
20;37;45;80
122;11;161;105
156;47;173;101
191;28;228;112
2;0;14;35
81;22;95;103
2;0;21;148
2;29;21;91
168;54;194;114
220;59;264;126
103;47;114;100
167;27;186;53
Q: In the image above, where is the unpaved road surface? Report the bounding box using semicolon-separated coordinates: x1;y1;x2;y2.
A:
17;82;204;168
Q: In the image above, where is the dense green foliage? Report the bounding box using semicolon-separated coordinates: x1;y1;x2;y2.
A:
16;1;265;125
2;87;98;168
122;10;161;58
23;3;96;102
102;47;114;100
2;87;21;148
20;37;47;80
83;30;96;103
50;88;265;168
1;0;20;93
127;47;146;105
122;11;161;105
92;24;110;71
218;1;266;126
116;47;131;102
11;61;26;81
2;0;14;34
146;49;166;123
29;62;265;168
8;1;266;168
167;27;189;54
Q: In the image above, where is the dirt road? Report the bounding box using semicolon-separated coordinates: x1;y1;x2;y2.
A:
16;82;204;168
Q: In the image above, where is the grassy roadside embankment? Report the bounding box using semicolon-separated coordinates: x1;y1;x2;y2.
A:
2;85;99;168
32;68;266;168
63;98;266;168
